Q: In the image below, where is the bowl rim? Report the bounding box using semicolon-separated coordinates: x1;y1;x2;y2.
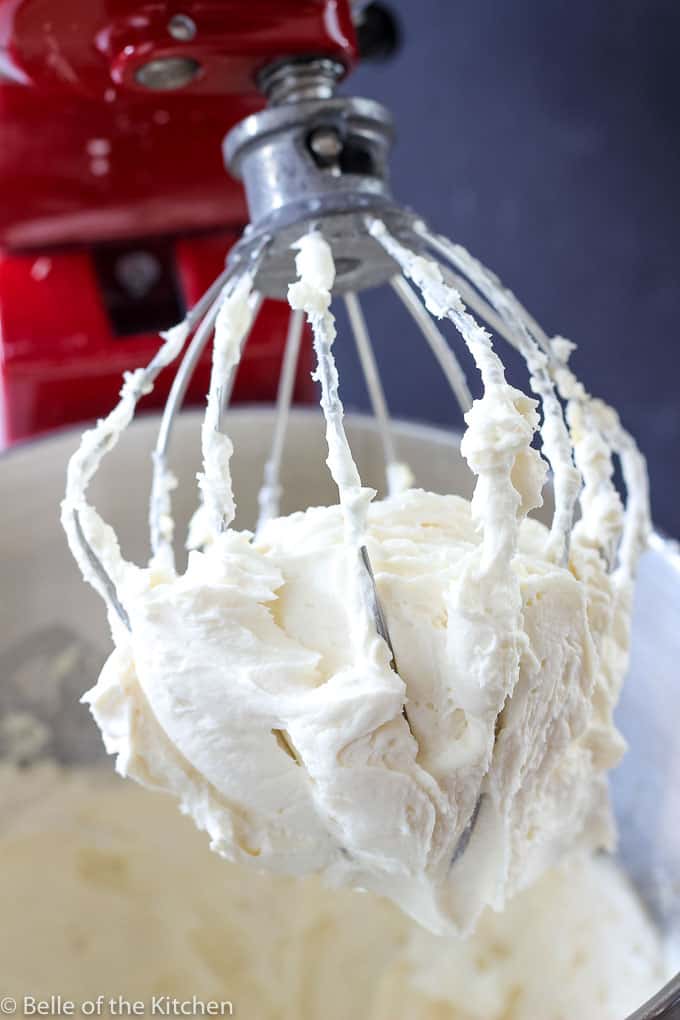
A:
3;406;678;559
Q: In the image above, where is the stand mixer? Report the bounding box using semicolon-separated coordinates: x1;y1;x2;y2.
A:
0;0;386;443
1;3;679;1018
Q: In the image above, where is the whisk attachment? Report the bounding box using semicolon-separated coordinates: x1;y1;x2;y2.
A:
60;53;653;939
63;54;648;642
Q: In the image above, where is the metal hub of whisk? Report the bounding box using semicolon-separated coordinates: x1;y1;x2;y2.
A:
224;56;419;297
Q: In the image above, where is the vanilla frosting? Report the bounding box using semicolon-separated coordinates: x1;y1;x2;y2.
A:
0;766;667;1018
62;228;649;936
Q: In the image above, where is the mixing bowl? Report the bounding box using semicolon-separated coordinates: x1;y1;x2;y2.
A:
1;408;678;1018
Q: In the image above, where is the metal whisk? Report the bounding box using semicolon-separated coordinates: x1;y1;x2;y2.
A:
64;53;647;661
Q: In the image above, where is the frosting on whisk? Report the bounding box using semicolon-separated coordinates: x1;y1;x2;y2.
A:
61;226;649;935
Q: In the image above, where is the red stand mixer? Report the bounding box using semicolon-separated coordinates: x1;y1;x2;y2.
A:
0;0;395;445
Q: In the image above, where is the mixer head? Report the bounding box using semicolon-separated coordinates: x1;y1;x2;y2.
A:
0;1;402;444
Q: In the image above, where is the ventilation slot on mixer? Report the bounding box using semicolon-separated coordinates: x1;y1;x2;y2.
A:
93;241;186;338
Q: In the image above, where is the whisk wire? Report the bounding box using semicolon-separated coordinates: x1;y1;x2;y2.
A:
63;299;199;625
200;256;268;538
394;223;580;565
344;291;402;496
390;273;473;416
184;264;235;332
415;222;640;573
150;284;230;563
72;511;131;631
256;307;305;530
219;292;265;428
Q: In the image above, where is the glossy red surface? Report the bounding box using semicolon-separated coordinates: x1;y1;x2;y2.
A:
0;0;352;440
1;1;356;96
0;0;357;248
0;232;315;444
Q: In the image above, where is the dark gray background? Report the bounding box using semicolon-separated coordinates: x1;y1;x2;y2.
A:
334;0;679;536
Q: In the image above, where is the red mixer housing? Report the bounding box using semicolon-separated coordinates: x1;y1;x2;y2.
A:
0;0;359;445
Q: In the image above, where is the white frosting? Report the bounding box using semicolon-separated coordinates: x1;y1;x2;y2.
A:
408;224;583;564
0;766;667;1018
82;484;629;934
287;234;382;648
385;459;415;495
60;318;195;641
63;228;649;936
199;277;260;539
386;854;667;1020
